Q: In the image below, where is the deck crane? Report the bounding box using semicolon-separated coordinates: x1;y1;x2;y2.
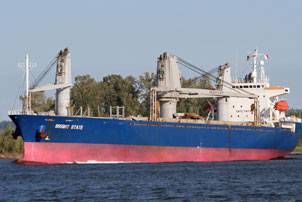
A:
151;52;260;124
27;48;72;116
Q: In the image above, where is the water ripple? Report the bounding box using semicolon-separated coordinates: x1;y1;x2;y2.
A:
1;155;302;201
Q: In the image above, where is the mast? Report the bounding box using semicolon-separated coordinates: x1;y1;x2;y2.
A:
19;53;32;114
251;49;258;83
259;53;269;84
25;53;30;113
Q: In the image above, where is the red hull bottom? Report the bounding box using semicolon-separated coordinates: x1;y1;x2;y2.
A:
17;142;291;164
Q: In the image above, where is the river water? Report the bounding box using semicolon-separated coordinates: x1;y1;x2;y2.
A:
1;155;302;202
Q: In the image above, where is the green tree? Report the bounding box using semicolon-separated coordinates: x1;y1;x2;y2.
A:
71;75;99;116
14;136;23;154
30;92;55;113
0;124;21;154
138;72;156;116
99;74;141;116
286;109;302;118
69;72;216;118
0;131;4;153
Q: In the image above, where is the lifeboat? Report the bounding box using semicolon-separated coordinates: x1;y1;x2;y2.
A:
274;100;289;112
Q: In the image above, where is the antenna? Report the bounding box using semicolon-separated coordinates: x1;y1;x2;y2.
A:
246;49;270;84
247;49;259;83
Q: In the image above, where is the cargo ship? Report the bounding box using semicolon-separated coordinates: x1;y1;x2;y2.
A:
9;48;302;164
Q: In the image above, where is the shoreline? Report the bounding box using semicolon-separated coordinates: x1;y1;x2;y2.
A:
0;153;22;160
294;146;302;154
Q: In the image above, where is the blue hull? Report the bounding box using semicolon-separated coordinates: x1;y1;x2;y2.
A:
9;115;302;163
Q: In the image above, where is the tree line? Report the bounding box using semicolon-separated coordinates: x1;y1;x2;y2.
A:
30;72;212;118
0;123;23;156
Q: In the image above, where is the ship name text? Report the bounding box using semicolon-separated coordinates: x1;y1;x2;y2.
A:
55;124;84;130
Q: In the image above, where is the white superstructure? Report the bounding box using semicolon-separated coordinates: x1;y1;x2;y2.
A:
220;49;289;123
154;49;290;125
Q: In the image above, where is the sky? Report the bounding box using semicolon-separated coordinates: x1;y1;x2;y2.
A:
0;0;301;121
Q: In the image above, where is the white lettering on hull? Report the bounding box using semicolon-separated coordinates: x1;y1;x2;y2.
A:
55;124;84;130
